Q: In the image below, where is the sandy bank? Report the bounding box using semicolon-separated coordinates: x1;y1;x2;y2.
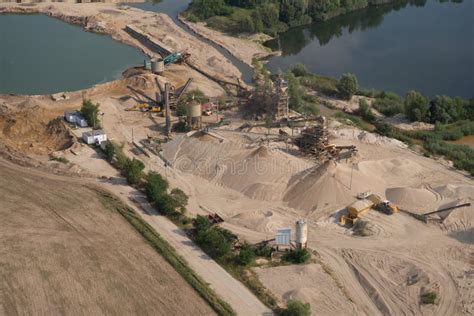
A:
178;16;278;66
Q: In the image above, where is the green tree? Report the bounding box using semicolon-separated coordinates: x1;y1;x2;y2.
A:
280;300;311;316
258;3;279;30
429;95;456;123
233;11;255;33
124;158;145;185
196;228;232;258
145;171;169;201
193;215;212;233
238;243;255;265
80;99;101;129
290;63;309;77
405;90;429;122
191;0;230;19
154;192;179;215
104;142;116;162
286;72;304;110
337;73;358;100
170;188;189;207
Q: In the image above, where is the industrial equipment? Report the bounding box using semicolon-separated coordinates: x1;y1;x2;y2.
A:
295;220;308;249
374;200;398;215
163;52;190;65
339;199;374;226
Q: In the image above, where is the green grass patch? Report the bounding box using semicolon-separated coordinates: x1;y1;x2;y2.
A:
299;74;339;96
50;156;69;164
421;290;437;305
334;111;374;131
96;190;235;316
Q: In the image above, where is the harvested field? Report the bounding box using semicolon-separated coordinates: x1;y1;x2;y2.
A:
0;159;215;315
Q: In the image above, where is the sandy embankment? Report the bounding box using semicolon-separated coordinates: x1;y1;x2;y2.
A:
178;16;278;66
0;2;246;89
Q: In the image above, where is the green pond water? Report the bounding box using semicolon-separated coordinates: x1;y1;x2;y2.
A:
0;14;145;95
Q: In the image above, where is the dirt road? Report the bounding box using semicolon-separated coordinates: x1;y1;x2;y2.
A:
101;180;273;316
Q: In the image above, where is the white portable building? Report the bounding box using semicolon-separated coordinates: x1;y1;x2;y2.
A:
82;130;107;145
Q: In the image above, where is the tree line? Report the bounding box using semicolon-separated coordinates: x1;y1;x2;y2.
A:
187;0;430;35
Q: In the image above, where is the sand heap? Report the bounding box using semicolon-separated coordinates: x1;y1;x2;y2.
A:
357;157;425;182
0;104;72;155
385;187;439;212
283;160;384;216
164;135;310;201
229;210;286;233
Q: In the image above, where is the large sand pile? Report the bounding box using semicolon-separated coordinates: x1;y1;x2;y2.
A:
163;134;310;201
386;187;439;211
284;160;384;215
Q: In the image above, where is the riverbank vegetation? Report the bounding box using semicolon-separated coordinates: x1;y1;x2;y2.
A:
282;65;474;175
185;0;428;36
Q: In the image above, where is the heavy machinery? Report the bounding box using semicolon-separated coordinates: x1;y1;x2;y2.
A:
163;52;190;65
339;199;374;226
374;200;398;215
339;194;398;226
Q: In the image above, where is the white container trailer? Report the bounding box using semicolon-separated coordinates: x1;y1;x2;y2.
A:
82;130;107;145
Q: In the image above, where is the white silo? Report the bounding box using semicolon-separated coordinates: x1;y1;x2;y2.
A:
295;219;308;249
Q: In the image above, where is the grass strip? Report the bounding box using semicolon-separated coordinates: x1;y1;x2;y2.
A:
95;189;236;316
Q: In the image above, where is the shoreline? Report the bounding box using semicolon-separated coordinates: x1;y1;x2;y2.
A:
0;2;249;94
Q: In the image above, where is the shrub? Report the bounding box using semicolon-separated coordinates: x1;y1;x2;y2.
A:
193;215;212;233
255;244;274;258
175;103;187;117
124;158;145;185
238;243;255;266
353;220;374;237
421;290;437;305
337;73;358;100
282;248;310;264
300;74;338;96
196;227;232;259
154;192;179;215
373;92;404;117
104;141;116;162
279;300;311;316
172;121;189;132
358;99;375;122
290;63;309;77
170;188;189;207
50;156;69;164
405;90;429;122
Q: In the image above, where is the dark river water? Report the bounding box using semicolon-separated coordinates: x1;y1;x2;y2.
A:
1;0;471;97
0;14;144;95
265;0;474;98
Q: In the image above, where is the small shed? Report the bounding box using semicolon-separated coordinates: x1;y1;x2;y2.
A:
64;111;88;127
275;227;291;246
82;130;107;145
